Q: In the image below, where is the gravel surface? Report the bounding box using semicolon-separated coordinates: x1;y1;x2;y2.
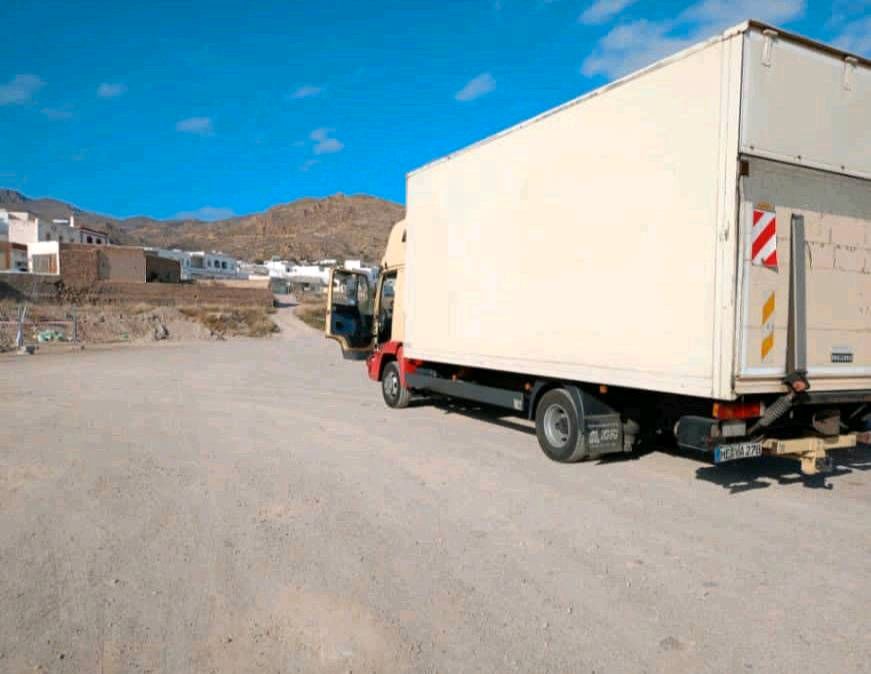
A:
1;305;869;673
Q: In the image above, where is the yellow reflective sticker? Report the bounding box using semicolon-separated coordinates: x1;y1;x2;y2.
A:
761;291;775;360
761;332;774;360
762;292;775;325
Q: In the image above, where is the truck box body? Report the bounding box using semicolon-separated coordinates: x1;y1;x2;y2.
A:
403;21;870;401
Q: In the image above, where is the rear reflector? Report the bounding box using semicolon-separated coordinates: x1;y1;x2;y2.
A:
712;401;765;420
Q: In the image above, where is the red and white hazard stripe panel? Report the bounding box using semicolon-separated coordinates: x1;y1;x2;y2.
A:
752;207;778;269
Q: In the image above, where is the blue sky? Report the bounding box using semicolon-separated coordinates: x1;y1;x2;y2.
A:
1;0;868;220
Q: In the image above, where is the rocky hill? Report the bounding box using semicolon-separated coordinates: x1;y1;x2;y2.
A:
0;189;404;262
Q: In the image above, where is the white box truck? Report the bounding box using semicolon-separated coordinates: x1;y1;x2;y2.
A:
326;21;871;474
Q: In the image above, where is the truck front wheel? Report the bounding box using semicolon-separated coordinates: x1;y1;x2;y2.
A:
535;389;585;463
381;361;410;409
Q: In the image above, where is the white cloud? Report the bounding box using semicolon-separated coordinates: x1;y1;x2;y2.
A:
0;74;44;105
455;72;496;101
176;116;214;135
832;16;871;56
174;206;235;221
579;0;637;25
41;107;73;120
681;0;805;26
581;0;806;78
581;19;692;77
289;84;324;99
300;159;320;172
310;128;344;155
97;82;127;98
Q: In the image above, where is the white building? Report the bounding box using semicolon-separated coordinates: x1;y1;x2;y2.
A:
7;212;109;246
52;215;109;245
188;251;239;279
263;257;295;278
26;241;61;274
287;263;331;284
238;261;270;279
144;248;241;280
145;247;193;280
0;240;28;272
343;259;379;283
262;258;378;292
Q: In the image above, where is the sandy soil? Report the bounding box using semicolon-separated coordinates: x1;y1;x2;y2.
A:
1;305;869;673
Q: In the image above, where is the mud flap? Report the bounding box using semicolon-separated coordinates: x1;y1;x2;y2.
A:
563;385;624;458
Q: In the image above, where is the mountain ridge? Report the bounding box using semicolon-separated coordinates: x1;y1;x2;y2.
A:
0;189;405;262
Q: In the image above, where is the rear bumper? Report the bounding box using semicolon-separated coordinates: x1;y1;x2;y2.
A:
761;433;859;475
801;389;871;405
735;378;871;396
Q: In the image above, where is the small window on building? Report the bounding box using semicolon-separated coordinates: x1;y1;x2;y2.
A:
96;238;103;245
87;236;93;244
221;261;227;269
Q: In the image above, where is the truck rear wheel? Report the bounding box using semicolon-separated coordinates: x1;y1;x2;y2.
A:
535;389;585;463
382;361;410;409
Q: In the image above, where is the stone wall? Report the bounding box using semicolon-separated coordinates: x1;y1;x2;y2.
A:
0;272;61;301
58;246;99;286
1;272;272;307
59;244;146;286
66;281;274;308
98;246;145;283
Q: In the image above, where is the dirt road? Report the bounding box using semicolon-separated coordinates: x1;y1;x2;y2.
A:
1;305;869;673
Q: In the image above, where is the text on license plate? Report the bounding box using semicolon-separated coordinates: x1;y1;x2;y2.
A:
714;442;763;463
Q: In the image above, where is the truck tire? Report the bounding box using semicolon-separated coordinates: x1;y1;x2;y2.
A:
535;388;585;463
381;361;410;409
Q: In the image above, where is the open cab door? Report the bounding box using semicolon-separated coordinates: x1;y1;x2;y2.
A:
325;268;376;360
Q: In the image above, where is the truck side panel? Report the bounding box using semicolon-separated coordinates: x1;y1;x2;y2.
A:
405;37;741;398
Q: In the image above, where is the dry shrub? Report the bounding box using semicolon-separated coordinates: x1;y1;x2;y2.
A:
294;299;326;331
128;302;156;315
178;305;279;337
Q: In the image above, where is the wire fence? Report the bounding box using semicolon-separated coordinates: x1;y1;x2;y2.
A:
0;305;79;348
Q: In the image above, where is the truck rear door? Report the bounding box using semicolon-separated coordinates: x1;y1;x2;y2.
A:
736;157;871;391
734;27;870;393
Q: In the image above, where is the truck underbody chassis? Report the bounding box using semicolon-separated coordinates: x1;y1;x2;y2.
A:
404;368;637;461
369;344;870;476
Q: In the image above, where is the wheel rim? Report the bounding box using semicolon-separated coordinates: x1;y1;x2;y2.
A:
384;370;400;400
543;403;571;449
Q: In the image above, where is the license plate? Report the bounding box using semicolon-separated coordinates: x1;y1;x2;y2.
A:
714;441;763;463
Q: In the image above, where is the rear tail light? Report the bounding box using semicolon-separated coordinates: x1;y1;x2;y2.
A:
712;401;765;420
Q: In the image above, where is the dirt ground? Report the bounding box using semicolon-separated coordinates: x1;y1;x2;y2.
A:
1;304;869;673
